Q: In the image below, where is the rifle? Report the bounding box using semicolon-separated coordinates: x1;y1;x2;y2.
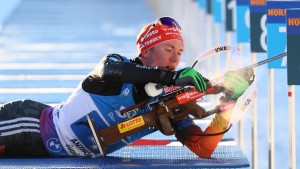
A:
87;50;287;157
87;85;221;156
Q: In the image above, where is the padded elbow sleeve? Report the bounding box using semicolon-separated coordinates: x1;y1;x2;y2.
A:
102;59;175;84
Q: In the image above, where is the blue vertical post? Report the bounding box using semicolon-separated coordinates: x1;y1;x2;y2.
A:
250;0;267;53
236;0;250;43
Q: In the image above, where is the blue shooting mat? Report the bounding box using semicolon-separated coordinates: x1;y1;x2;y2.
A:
0;144;249;169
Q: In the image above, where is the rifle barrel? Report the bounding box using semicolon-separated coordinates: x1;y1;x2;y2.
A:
240;52;287;71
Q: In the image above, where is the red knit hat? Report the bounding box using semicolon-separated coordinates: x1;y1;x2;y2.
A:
136;19;184;54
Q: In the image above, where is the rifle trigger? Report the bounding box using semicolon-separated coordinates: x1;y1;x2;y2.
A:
159;101;169;112
172;105;184;115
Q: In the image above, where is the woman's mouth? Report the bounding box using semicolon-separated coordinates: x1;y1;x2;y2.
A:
166;66;175;71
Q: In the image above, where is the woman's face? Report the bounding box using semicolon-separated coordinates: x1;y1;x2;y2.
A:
140;39;183;71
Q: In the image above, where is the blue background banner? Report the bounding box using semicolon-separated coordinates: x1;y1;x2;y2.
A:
213;0;222;23
237;0;249;5
287;8;300;35
249;0;267;52
237;2;250;42
287;8;300;85
226;0;235;31
250;0;266;12
267;1;300;24
267;23;286;68
198;0;205;9
206;0;212;14
267;1;300;69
